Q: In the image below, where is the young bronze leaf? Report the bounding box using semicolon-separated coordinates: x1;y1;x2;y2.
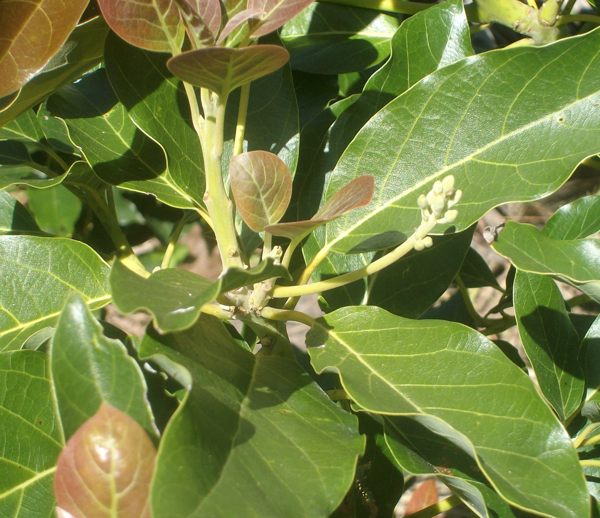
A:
217;7;263;44
54;403;156;518
176;0;222;44
230;151;292;232
0;0;89;98
166;45;289;96
266;175;374;239
97;0;183;52
248;0;314;37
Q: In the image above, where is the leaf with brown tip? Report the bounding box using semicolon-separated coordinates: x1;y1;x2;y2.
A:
166;44;289;96
248;0;314;37
0;0;89;98
230;151;293;232
54;403;157;518
266;175;374;239
97;0;183;52
175;0;221;44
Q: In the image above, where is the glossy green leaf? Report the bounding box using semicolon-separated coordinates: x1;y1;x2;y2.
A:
27;185;82;236
544;194;600;239
166;45;289;96
0;109;44;143
0;191;41;235
493;221;600;302
280;3;398;74
141;316;364;517
0;0;89;98
54;403;156;518
47;69;199;209
230;151;292;231
51;295;156;439
37;102;80;155
514;271;584;421
460;247;502;290
250;0;315;38
313;28;600;257
0;17;108;128
105;34;205;207
97;0;183;52
0;350;62;516
0;236;110;351
176;0;222;44
111;260;289;332
307;307;589;518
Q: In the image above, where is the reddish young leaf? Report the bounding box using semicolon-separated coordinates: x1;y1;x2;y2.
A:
0;0;89;98
230;151;293;232
248;0;314;37
175;0;222;44
97;0;183;52
167;44;289;96
54;403;157;518
217;8;263;45
405;479;439;516
266;175;374;239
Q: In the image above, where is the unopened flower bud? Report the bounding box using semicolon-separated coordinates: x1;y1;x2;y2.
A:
442;209;458;223
417;194;428;209
442;175;455;193
432;180;443;195
422;236;433;248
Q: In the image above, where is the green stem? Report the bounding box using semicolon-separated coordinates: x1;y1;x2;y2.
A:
233;83;251;157
272;218;436;299
406;495;462;518
201;302;234;320
558;14;600;25
262;232;273;261
41;145;69;172
562;0;577;15
580;459;600;469
316;0;428;14
574;423;600;449
161;213;191;269
261;306;318;327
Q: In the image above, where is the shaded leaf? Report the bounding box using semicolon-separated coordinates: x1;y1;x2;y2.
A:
493;220;600;302
514;271;584;421
51;295;156;439
307;307;589;518
230;151;292;231
0;236;110;351
249;0;314;38
266;175;374;239
460;247;502;290
0;140;65;190
0;191;41;235
0;350;62;516
167;45;289;96
544;194;600;239
584;315;600;403
141;315;364;517
0;0;89;98
0;109;44;143
54;403;156;518
27;185;82;236
97;0;183;52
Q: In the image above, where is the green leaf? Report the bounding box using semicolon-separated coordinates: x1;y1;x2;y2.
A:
0;191;41;235
460;247;502;290
0;140;65;190
27;185;82;236
0;350;62;516
97;0;183;52
0;16;108;128
54;403;156;518
141;316;364;517
37;102;80;155
230;151;292;231
0;236;110;351
0;0;89;98
51;295;156;439
104;33;205;207
492;221;600;302
166;45;289;97
584;315;600;403
249;0;314;38
513;271;584;421
110;259;290;332
280;3;398;74
0;109;44;143
307;306;589;518
544;194;600;239
313;28;600;257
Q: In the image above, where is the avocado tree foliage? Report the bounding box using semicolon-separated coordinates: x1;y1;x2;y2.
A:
1;0;600;516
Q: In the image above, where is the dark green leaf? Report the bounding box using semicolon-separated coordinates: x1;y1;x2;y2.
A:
544;194;600;239
584;315;600;403
0;236;110;351
27;185;81;236
307;307;588;518
460;247;502;290
0;191;41;235
141;316;364;517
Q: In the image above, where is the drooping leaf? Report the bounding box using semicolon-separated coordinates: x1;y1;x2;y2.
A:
141;315;364;517
0;0;89;98
307;307;589;518
0;236;110;351
280;3;398;74
166;45;289;97
266;175;374;239
492;220;600;302
249;0;314;38
217;8;262;44
176;0;222;44
0;139;65;190
230;151;292;231
513;271;584;421
51;295;156;439
110;259;290;332
27;185;82;236
96;0;183;52
543;194;600;239
54;403;156;518
0;191;41;235
459;247;502;290
0;17;108;128
0;350;62;516
310;28;600;258
104;34;205;206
